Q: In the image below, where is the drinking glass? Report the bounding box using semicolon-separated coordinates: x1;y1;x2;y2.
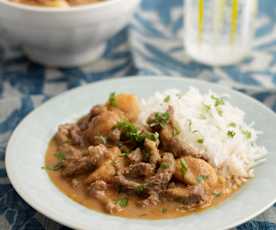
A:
184;0;258;66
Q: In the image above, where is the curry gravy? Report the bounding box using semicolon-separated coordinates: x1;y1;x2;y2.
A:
45;138;241;220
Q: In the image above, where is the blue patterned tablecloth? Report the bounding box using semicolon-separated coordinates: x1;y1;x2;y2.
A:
0;0;276;229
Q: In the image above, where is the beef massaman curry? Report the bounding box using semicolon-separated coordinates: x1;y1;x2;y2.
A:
44;93;243;219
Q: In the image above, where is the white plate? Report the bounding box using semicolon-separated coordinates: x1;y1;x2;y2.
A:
5;76;276;230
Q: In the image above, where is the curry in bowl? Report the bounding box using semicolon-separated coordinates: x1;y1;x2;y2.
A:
44;89;266;219
10;0;103;7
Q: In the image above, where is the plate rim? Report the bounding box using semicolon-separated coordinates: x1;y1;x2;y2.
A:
5;76;276;230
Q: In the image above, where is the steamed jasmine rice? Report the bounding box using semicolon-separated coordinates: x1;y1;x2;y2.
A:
139;88;267;178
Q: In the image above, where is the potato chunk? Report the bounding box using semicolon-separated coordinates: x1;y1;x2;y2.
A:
85;111;122;144
174;156;218;188
111;93;140;122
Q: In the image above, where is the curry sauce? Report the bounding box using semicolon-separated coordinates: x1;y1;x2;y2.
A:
44;93;245;219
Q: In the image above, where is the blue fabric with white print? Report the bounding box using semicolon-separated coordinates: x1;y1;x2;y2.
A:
0;0;275;229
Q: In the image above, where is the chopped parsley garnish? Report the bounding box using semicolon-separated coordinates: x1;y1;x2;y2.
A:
211;95;224;116
43;152;65;171
115;121;159;143
197;138;204;144
115;121;144;143
108;92;117;107
196;175;208;183
227;130;236;138
115;198;128;207
202;103;211;113
42;162;63;171
228;122;237;128
216;107;223;116
242;129;252;139
149;112;170;128
135;185;145;194
213;192;222;197
187;119;192;131
160;163;170;169
161;208;167;213
144;131;159;142
164;95;170;103
211;95;225;107
172;123;181;137
54;152;65;161
179;159;188;176
120;152;129;158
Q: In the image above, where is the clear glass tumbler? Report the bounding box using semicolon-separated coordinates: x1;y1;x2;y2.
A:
184;0;257;66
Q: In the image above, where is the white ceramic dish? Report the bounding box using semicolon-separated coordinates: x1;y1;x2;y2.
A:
5;76;276;230
0;0;140;67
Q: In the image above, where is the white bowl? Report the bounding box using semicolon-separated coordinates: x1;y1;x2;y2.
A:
0;0;140;67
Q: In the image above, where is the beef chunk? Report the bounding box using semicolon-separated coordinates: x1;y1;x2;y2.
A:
127;163;154;178
114;174;141;191
164;185;207;207
62;156;93;177
86;160;116;184
88;144;109;166
108;128;121;143
56;123;84;146
127;148;143;163
140;191;159;207
89;180;121;214
145;152;176;192
58;144;82;159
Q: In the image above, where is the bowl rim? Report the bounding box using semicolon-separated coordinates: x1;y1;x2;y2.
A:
0;0;134;13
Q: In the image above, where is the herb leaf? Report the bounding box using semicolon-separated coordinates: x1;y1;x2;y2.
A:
164;95;170;103
196;175;208;183
160;163;170;169
115;198;128;207
242;129;252;139
161;208;167;213
180;159;188;176
120;152;129;158
187;119;192;131
172;123;181;137
108;92;117;107
202;103;211;113
135;185;145;195
115;121;159;143
144;132;159;142
197;138;204;144
54;152;65;161
149;112;170;128
216;107;223;116
227;130;236;138
42;162;63;171
115;121;144;143
228;122;236;128
211;95;225;107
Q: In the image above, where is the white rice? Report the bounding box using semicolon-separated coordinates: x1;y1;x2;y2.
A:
139;88;267;178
